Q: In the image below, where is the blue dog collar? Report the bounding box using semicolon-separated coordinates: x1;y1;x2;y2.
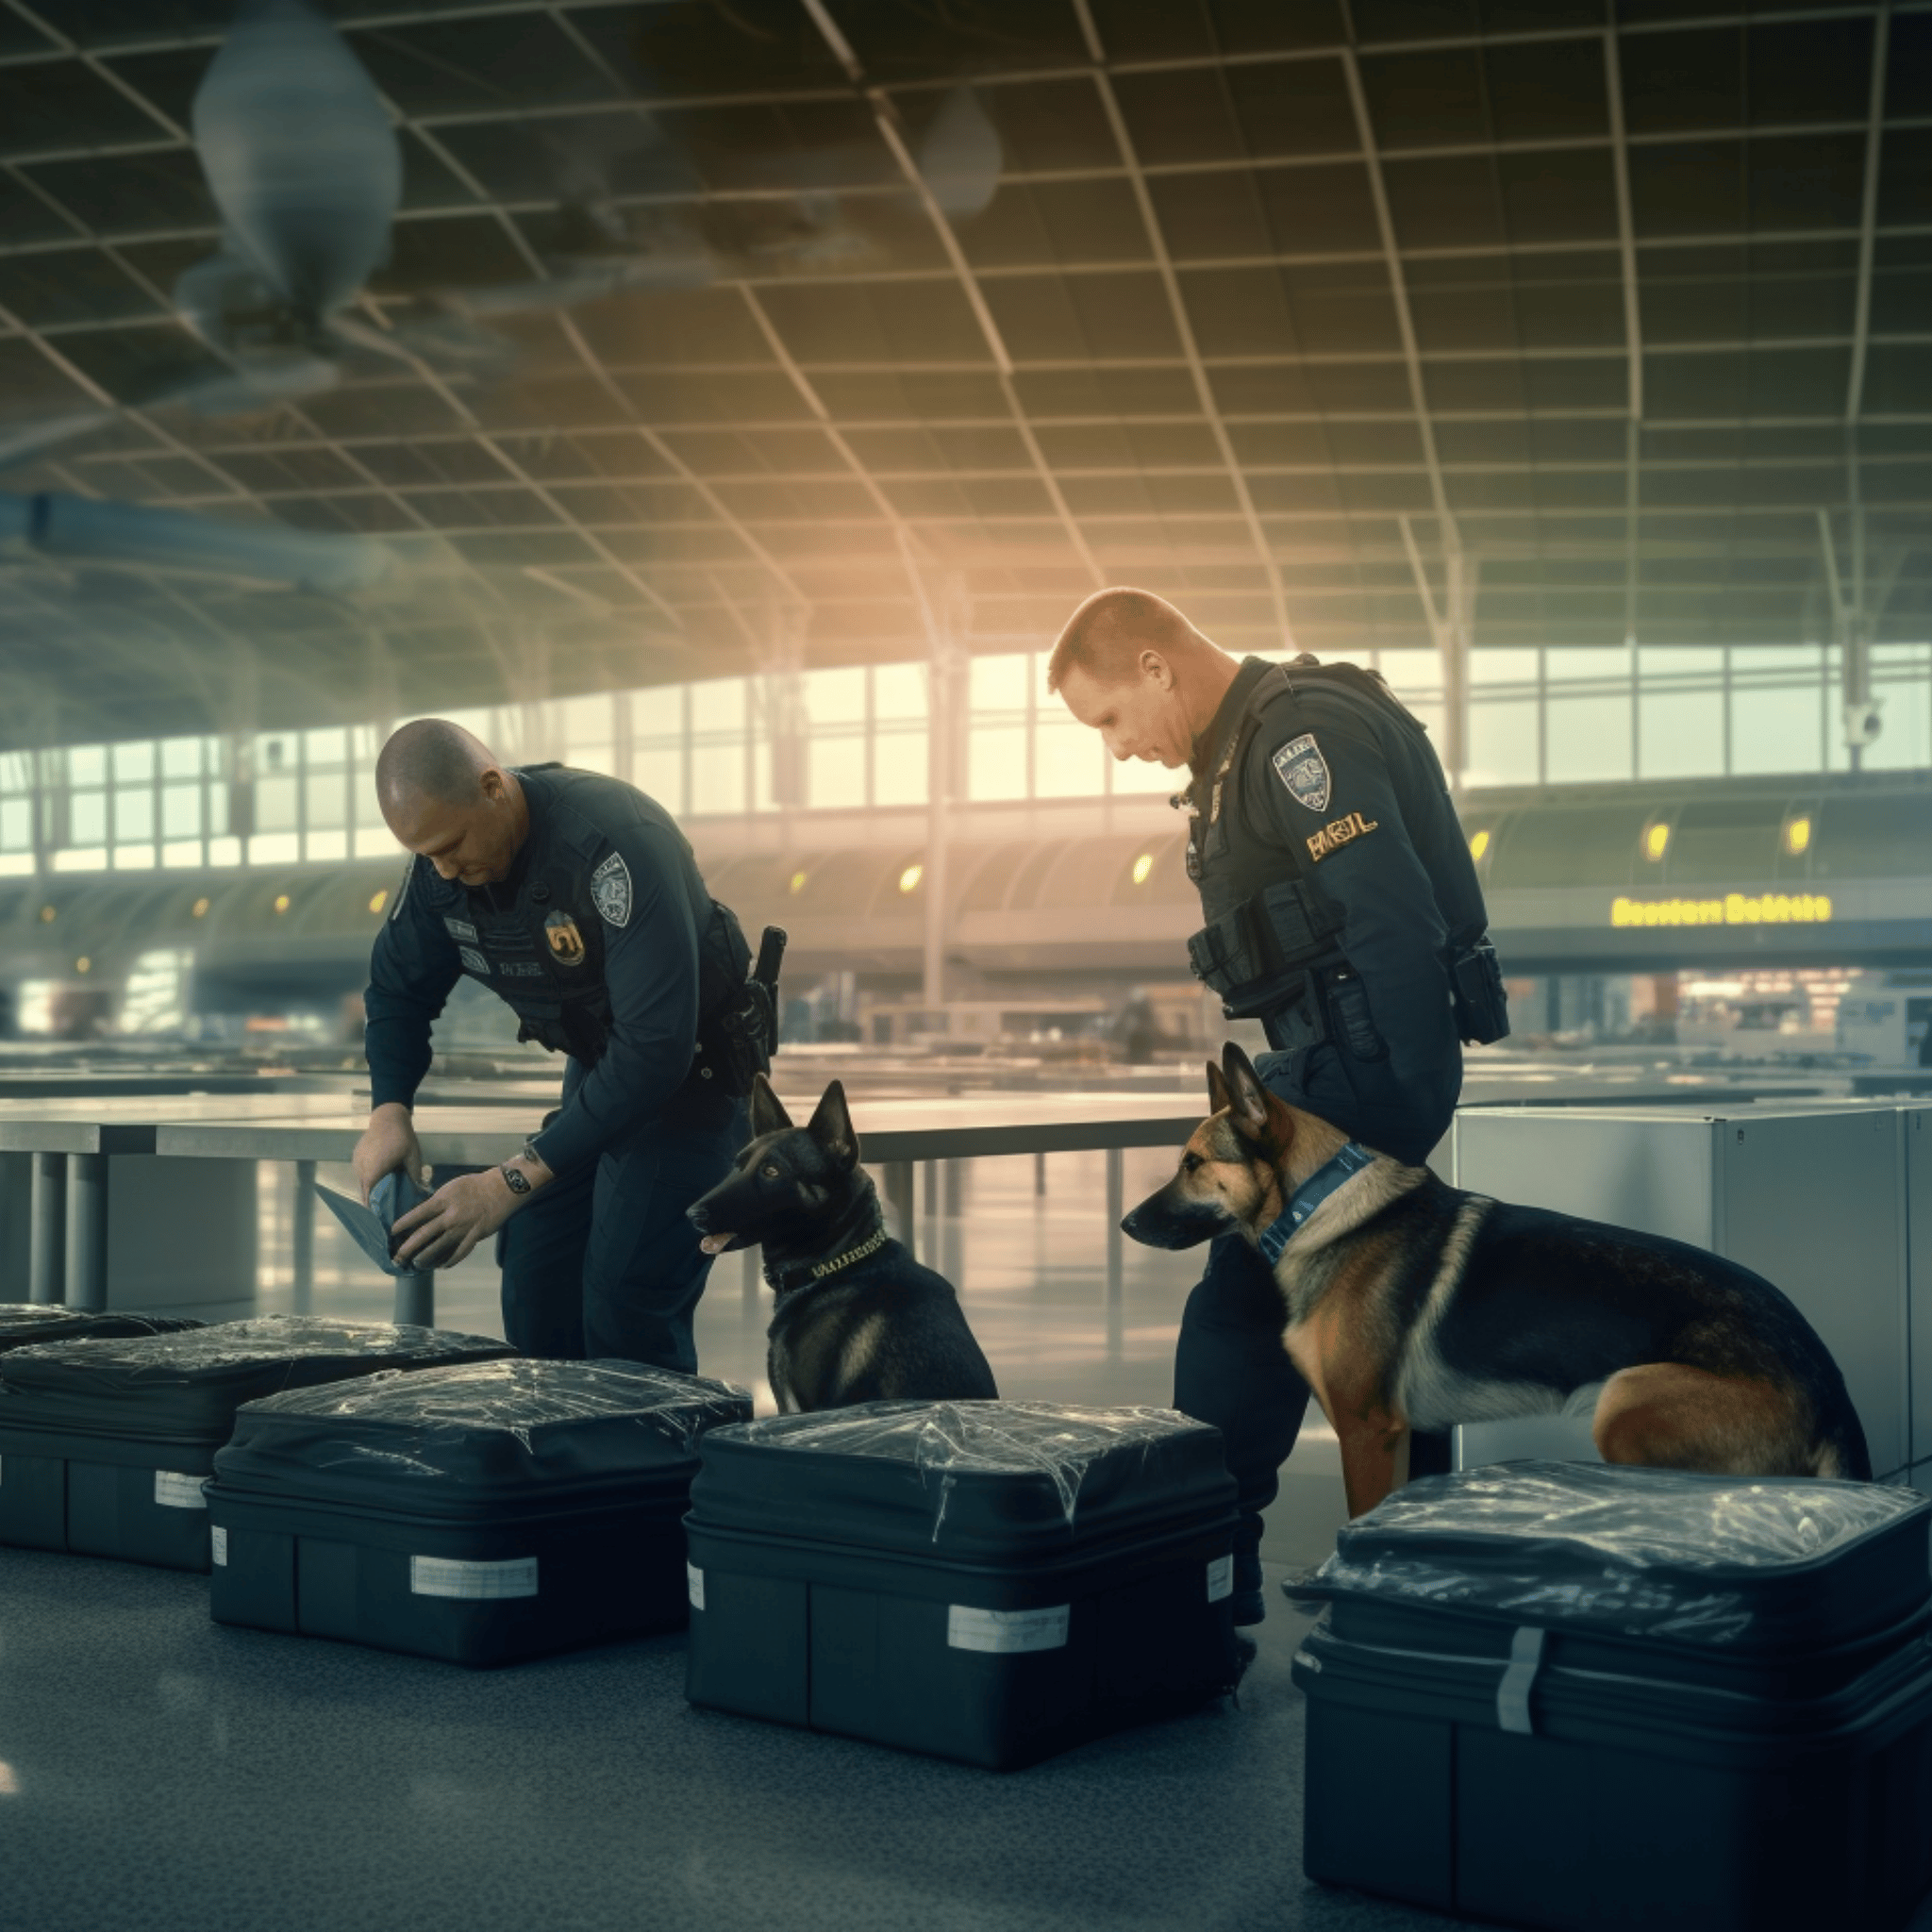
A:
1257;1141;1375;1267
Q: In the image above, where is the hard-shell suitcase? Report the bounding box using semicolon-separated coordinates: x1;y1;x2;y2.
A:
1289;1460;1932;1932
0;1307;203;1351
206;1358;753;1665
684;1400;1241;1770
0;1315;510;1572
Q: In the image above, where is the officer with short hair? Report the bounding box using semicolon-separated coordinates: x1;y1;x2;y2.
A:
353;718;765;1371
1050;588;1507;1626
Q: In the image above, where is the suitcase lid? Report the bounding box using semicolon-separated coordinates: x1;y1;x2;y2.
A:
0;1306;204;1350
0;1315;512;1447
212;1359;754;1507
1297;1459;1932;1653
691;1400;1237;1562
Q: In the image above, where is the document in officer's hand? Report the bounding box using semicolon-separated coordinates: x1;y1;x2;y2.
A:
314;1171;427;1279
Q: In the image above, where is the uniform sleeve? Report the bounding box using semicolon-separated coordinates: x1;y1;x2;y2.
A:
527;819;702;1174
363;858;463;1111
1256;687;1456;1085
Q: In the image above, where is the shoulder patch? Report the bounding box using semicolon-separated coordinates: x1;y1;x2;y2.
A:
1271;734;1331;814
458;945;491;975
591;850;632;929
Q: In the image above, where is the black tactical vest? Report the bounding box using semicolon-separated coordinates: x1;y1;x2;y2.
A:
1182;659;1496;1049
410;766;749;1072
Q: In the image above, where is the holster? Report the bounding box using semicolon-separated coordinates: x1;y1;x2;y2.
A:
1448;940;1511;1046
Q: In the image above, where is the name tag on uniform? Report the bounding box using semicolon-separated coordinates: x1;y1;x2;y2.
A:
498;960;544;978
1306;811;1379;863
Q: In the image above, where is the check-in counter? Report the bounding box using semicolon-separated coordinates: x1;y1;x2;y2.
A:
1451;1105;1911;1482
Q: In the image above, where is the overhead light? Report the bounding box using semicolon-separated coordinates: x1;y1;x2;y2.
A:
75;957;91;974
191;897;210;919
273;893;291;914
1469;829;1491;862
368;889;389;915
1784;815;1812;857
1643;822;1671;862
790;870;808;895
898;863;923;894
1130;852;1155;886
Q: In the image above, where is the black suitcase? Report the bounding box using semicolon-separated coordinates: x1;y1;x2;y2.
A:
0;1315;510;1573
1289;1460;1932;1932
205;1358;753;1666
684;1400;1241;1770
0;1307;203;1350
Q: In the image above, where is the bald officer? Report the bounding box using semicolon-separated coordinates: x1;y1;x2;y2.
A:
353;720;753;1371
1049;589;1507;1625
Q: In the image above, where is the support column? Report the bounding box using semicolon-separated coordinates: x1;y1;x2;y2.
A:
393;1270;433;1328
291;1160;316;1317
882;1160;916;1262
28;1152;65;1305
741;1245;760;1317
1034;1152;1047;1200
65;1153;108;1312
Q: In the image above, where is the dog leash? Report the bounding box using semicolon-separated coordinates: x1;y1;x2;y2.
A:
1257;1141;1375;1267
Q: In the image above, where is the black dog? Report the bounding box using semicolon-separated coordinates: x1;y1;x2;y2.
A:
687;1075;998;1413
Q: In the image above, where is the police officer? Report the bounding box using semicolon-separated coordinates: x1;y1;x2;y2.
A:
1049;589;1507;1626
353;718;757;1371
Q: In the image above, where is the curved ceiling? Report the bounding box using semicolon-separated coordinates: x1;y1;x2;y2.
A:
3;2;1930;749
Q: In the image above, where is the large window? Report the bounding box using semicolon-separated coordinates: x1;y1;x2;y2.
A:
8;641;1929;874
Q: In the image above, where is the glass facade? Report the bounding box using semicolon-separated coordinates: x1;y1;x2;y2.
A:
1;644;1925;877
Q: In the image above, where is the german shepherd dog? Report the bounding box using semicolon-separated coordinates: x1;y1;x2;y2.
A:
686;1075;999;1413
1124;1042;1871;1518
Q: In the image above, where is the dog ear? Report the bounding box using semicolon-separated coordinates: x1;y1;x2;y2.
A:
806;1080;858;1171
1222;1041;1274;1142
749;1073;792;1139
1205;1058;1231;1116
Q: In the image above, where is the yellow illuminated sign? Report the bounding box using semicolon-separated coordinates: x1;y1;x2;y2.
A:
1610;893;1833;928
1642;822;1671;861
1784;815;1812;856
1469;829;1491;861
898;863;923;894
1130;852;1155;885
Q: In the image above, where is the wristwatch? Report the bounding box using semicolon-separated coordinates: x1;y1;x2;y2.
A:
499;1161;533;1198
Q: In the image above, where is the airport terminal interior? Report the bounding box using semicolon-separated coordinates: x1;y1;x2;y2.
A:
10;2;1932;1928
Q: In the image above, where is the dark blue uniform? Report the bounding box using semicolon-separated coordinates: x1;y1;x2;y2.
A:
364;765;747;1370
1174;656;1506;1622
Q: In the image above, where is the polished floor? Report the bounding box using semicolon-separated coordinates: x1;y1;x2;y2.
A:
8;1148;1921;1930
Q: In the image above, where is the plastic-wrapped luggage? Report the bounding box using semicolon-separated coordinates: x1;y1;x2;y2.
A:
1290;1461;1932;1932
685;1400;1241;1769
0;1315;510;1572
0;1307;204;1350
206;1359;752;1665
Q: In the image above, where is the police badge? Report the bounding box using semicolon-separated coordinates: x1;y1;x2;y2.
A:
1272;734;1332;814
591;851;632;928
544;909;587;965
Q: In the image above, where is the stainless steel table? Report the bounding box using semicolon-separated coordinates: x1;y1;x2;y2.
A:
154;1095;1205;1334
0;1095;399;1311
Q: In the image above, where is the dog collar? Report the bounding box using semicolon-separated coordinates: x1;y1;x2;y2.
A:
1256;1142;1375;1267
765;1221;890;1296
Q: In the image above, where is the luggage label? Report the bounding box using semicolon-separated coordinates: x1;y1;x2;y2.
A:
408;1555;539;1601
946;1604;1071;1654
